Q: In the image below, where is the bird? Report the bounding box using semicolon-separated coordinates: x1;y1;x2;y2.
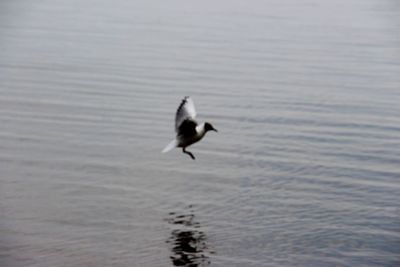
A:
162;96;217;160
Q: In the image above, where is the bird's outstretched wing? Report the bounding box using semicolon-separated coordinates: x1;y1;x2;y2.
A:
175;96;196;132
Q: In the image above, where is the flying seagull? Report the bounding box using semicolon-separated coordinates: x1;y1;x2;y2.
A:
162;96;217;160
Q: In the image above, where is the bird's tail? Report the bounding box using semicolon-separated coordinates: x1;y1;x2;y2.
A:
162;139;178;153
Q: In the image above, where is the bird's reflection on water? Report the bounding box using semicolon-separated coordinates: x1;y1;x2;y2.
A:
166;206;212;267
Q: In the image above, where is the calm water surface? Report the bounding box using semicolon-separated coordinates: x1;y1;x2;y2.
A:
1;0;399;266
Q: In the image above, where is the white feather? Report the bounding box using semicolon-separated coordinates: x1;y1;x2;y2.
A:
162;139;178;153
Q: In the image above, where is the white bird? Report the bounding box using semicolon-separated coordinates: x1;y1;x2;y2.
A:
162;96;217;160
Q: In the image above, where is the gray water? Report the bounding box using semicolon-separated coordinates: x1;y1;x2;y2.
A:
1;0;400;266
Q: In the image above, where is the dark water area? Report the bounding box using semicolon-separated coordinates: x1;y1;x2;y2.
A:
166;206;212;266
1;0;400;266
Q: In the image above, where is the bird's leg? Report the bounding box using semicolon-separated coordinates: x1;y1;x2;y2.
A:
182;147;195;160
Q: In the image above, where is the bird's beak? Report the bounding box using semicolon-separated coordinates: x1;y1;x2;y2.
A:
212;127;218;132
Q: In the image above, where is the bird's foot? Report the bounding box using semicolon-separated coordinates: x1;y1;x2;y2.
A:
182;148;195;160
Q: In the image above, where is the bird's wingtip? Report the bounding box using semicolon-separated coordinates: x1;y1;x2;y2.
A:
162;139;177;153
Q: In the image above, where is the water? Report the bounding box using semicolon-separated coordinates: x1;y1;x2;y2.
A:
1;0;399;266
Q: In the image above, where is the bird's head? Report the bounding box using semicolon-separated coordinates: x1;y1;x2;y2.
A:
204;122;218;132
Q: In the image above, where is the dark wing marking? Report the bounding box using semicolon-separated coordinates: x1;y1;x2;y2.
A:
178;119;198;138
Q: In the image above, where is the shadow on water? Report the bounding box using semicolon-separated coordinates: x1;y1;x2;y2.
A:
166;205;213;267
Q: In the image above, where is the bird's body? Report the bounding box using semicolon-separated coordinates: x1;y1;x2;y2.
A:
178;122;207;147
162;97;217;160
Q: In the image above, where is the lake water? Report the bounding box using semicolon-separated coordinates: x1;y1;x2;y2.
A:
1;0;399;266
